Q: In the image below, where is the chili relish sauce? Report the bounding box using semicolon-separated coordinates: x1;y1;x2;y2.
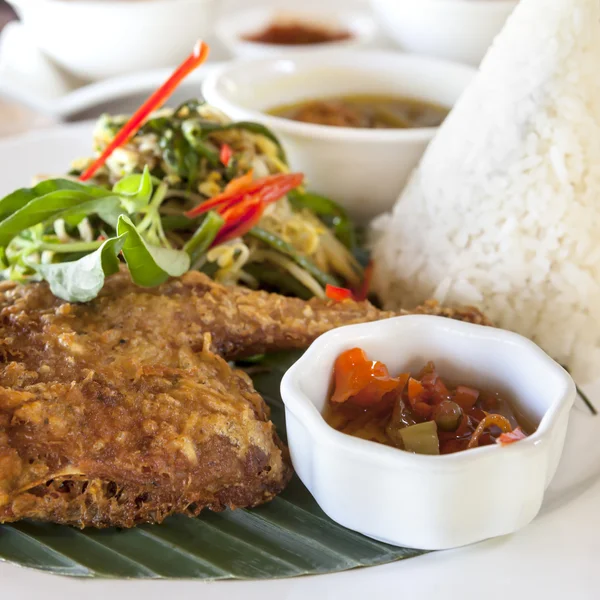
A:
323;349;534;455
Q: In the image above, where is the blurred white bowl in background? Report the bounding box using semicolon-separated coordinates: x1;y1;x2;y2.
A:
216;6;377;60
203;51;475;221
370;0;518;66
7;0;216;81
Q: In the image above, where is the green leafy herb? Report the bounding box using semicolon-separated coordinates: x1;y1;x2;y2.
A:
112;166;153;213
36;235;127;303
60;196;123;229
0;179;88;222
117;215;190;287
160;130;192;179
0;190;121;247
0;178;117;221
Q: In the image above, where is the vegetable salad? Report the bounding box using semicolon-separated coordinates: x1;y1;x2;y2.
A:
0;101;364;302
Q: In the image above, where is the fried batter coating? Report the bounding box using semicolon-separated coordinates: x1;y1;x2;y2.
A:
0;270;488;528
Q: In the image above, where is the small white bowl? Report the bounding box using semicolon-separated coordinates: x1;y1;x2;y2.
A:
202;51;475;221
370;0;518;66
280;315;575;550
215;6;377;60
7;0;216;81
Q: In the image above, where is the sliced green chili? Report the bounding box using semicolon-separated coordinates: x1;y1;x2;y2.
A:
248;227;340;288
183;211;225;265
161;214;202;232
244;263;313;300
288;190;356;249
181;119;220;166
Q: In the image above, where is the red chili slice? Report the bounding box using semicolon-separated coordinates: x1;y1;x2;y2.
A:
224;170;254;194
186;172;303;218
212;197;264;245
325;285;353;302
219;143;233;167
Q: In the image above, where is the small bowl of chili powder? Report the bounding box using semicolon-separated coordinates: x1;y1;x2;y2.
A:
216;7;377;59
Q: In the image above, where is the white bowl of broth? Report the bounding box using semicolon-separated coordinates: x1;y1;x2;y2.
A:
203;51;476;221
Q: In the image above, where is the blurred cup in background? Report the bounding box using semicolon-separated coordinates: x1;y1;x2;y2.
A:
6;0;216;81
370;0;518;66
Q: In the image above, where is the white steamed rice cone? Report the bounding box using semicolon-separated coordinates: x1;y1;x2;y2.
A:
371;0;600;382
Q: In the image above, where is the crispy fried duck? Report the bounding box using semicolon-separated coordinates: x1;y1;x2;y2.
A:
0;270;488;528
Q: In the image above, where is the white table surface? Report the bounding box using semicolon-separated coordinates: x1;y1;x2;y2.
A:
0;98;55;137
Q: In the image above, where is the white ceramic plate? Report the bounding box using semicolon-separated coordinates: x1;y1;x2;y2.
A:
0;122;599;599
0;22;229;119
